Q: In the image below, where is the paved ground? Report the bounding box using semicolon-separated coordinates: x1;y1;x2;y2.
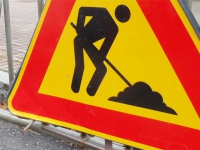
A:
0;119;82;150
0;0;38;73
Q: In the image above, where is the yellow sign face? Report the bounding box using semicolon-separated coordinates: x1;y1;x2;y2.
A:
38;0;200;130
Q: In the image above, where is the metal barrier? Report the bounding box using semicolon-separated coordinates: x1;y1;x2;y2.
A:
0;109;129;150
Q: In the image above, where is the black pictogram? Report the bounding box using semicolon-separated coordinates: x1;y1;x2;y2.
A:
71;5;130;96
71;5;177;115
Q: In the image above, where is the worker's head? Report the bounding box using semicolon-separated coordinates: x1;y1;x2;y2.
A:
115;5;130;23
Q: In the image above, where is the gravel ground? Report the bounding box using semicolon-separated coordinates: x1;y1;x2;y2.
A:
0;81;87;150
0;119;86;150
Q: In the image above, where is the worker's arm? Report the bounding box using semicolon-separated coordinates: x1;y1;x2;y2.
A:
100;29;118;59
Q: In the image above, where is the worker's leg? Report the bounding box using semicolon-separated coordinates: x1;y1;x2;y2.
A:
84;43;107;96
71;36;84;93
87;63;107;96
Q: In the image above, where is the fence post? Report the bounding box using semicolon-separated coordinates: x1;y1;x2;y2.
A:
105;140;112;150
37;0;44;18
3;0;14;84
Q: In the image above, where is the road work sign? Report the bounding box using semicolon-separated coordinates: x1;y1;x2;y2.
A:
8;0;200;149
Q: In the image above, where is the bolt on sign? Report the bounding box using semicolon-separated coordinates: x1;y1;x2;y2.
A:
8;0;200;149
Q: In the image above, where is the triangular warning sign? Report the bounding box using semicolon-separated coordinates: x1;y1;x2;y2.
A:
39;0;200;130
8;0;200;149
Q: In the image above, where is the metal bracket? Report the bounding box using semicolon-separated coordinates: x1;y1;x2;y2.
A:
22;120;35;132
105;139;112;150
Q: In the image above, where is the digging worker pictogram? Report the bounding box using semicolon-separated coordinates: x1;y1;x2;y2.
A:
71;5;130;96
